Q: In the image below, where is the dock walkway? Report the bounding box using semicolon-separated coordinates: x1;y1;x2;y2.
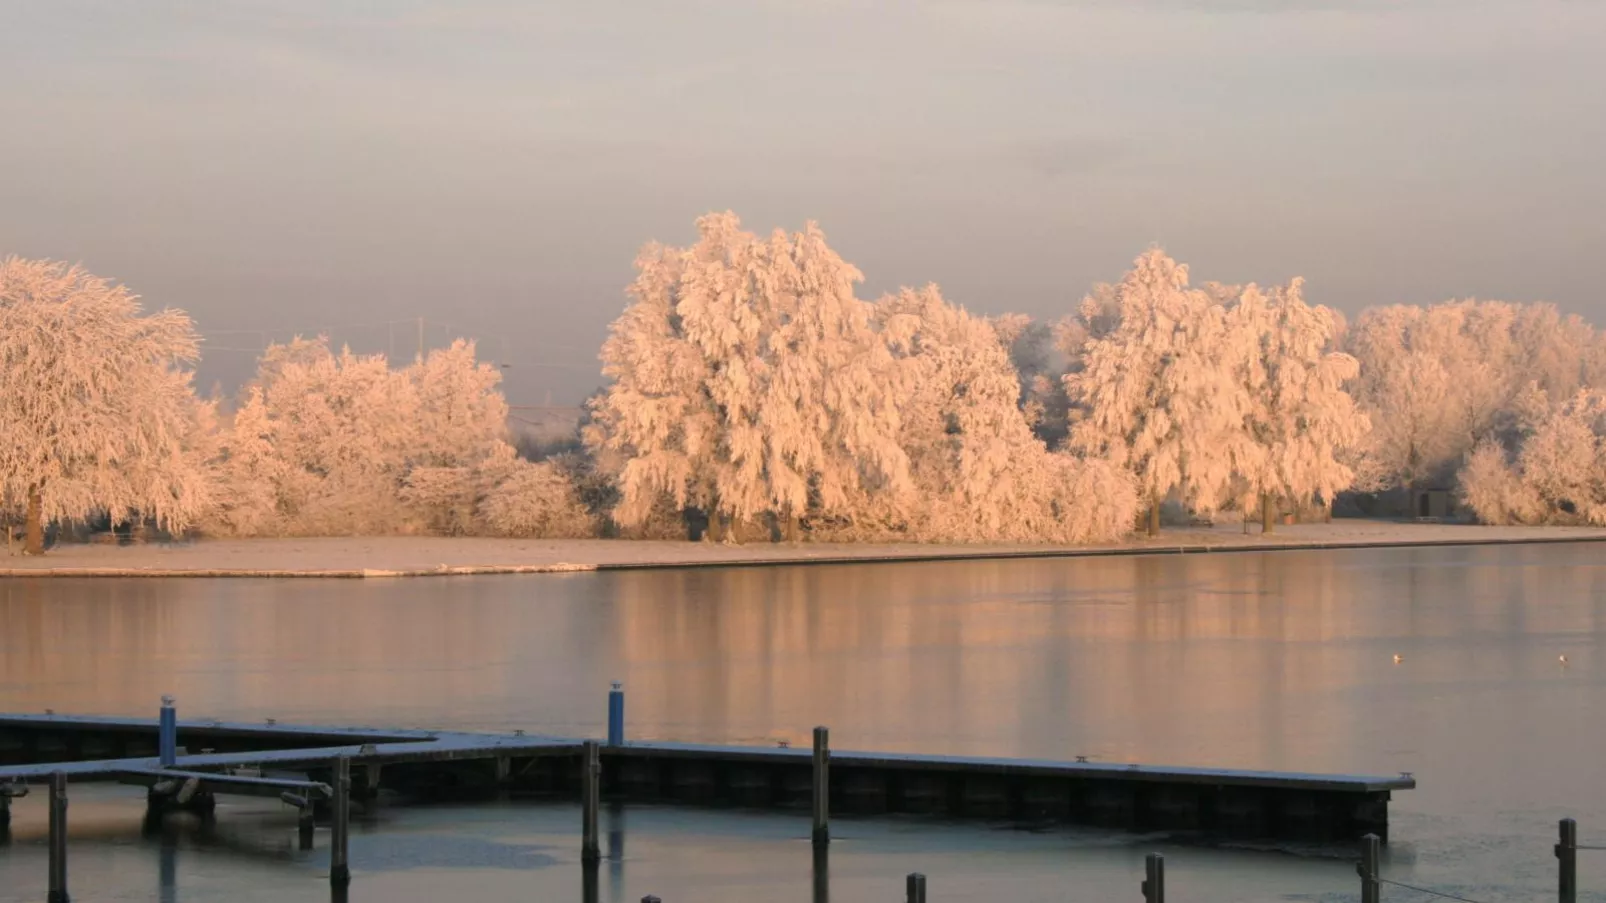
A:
0;710;1412;844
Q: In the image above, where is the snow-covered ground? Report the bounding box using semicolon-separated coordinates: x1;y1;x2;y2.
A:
4;521;1606;577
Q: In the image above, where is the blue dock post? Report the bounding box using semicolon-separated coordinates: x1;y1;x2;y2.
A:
607;682;624;746
158;696;177;767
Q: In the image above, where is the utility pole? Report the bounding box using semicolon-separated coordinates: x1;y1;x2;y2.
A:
416;316;424;364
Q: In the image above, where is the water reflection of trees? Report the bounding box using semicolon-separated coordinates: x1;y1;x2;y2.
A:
3;546;1602;775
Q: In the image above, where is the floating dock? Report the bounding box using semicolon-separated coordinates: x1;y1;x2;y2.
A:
0;708;1413;845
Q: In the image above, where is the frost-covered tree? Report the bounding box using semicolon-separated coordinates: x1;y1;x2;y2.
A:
1229;279;1368;531
474;447;595;538
208;386;286;536
0;257;211;554
1346;300;1604;495
588;212;910;540
1066;249;1254;535
207;336;591;537
1458;390;1606;525
235;339;421;533
858;286;1136;542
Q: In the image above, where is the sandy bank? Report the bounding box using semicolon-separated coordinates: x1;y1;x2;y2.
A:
4;521;1606;578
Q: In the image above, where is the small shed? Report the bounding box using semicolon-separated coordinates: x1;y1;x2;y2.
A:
1411;488;1453;521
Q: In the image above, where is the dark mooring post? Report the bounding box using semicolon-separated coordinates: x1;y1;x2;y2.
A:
48;772;68;903
582;740;601;864
1142;853;1165;903
1557;818;1578;903
812;726;830;847
582;859;599;903
158;695;177;767
608;682;625;747
1357;834;1380;903
812;842;829;903
330;757;351;889
905;873;927;903
294;793;315;851
158;831;177;903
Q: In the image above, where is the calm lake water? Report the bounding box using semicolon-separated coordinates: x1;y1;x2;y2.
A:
2;543;1606;901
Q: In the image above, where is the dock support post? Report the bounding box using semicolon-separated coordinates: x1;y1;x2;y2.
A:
582;740;601;864
905;873;926;903
330;757;351;889
608;682;625;746
1557;818;1578;903
1142;853;1165;903
1357;834;1380;903
297;800;315;851
363;763;382;803
812;842;829;903
158;833;176;903
158;696;177;767
812;726;830;847
582;859;600;903
48;772;68;903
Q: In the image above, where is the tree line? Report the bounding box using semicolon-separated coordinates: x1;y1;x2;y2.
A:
4;214;1603;553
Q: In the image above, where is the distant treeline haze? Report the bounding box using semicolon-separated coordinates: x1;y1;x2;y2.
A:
4;214;1602;554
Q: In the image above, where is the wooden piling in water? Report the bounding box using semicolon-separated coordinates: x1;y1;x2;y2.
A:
48;771;68;903
1557;818;1577;903
582;860;599;903
298;798;315;851
1142;853;1165;903
330;757;351;888
362;763;382;802
812;843;829;903
582;740;601;864
1358;833;1380;903
812;726;830;846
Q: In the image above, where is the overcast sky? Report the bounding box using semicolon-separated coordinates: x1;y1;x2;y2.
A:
3;0;1602;404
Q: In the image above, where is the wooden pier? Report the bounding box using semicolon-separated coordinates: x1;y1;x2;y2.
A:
0;701;1416;893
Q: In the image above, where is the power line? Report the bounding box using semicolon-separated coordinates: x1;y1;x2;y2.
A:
200;316;586;357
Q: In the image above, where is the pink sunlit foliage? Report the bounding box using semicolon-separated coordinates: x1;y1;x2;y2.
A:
0;257;212;554
15;219;1606;550
1066;249;1260;534
1346;301;1606;493
207;337;591;538
587;212;911;540
1460;390;1606;525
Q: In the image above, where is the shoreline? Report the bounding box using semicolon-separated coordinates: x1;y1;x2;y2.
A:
4;521;1606;577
